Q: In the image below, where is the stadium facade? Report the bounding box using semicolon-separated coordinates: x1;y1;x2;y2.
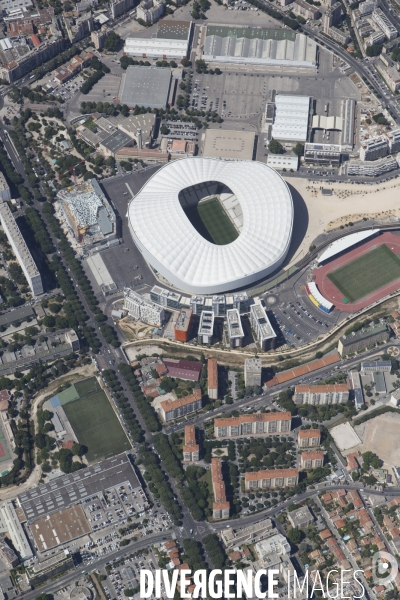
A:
127;158;293;294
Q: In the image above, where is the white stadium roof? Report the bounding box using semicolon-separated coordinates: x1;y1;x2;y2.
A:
127;158;293;294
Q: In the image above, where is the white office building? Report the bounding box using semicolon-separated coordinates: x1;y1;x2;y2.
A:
226;309;245;348
0;202;43;297
359;135;388;161
250;302;277;351
386;128;400;154
347;156;397;176
123;287;165;326
198;310;214;344
0;501;33;561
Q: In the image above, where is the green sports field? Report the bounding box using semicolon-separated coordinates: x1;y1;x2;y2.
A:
184;197;238;245
327;245;400;302
63;385;130;462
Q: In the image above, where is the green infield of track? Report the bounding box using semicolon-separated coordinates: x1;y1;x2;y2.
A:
327;244;400;302
183;197;238;245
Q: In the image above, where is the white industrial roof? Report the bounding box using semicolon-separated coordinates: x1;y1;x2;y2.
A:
127;158;293;294
317;229;379;264
271;95;310;142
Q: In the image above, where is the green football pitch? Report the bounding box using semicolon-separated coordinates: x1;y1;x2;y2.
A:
327;245;400;302
184;197;238;245
63;388;130;462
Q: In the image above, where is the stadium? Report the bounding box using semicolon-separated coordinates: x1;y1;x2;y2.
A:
313;231;400;313
127;157;294;294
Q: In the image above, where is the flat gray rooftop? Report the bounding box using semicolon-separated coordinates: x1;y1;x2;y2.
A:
0;306;34;328
18;454;141;522
118;66;172;109
100;130;133;154
157;20;191;40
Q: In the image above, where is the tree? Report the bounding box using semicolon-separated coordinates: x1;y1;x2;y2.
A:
287;527;304;545
293;143;304;156
104;32;122;52
72;442;86;457
160;125;170;135
366;44;383;57
268;139;284;154
315;351;323;359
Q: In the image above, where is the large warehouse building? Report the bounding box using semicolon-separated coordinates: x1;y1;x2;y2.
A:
117;66;172;109
124;20;192;59
203;26;317;68
271;95;311;142
127;157;293;294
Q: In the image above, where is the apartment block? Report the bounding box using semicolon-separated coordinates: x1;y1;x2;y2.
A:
359;0;376;15
174;308;193;342
245;468;299;490
208;358;218;400
211;458;230;519
123;287;165;326
293;0;321;19
159;388;202;422
338;323;389;356
244;357;262;387
0;202;43;297
327;26;350;45
386;128;400;153
350;371;365;410
214;412;291;439
373;7;398;39
293;384;349;405
250;302;277;351
323;1;341;31
359;135;388;161
301;450;325;469
347;156;397;177
136;0;165;24
226;309;245;348
182;425;200;462
110;0;136;18
198;310;214;345
91;27;109;50
298;429;321;447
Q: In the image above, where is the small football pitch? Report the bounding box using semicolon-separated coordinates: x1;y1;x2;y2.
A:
63;378;130;462
184;197;238;245
327;244;400;302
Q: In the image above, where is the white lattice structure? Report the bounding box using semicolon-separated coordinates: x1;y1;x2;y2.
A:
127;158;293;294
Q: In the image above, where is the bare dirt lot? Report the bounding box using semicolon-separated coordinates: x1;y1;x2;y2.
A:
354;412;400;466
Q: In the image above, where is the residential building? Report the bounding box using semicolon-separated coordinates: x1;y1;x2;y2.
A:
387;128;400;154
214;412;292;438
327;26;350;45
0;501;33;561
136;0;165;24
159;388;202;422
65;330;80;352
361;361;391;373
244;358;262;388
323;2;341;31
301;450;325;469
346;451;361;472
293;0;321;19
198;310;214;345
245;468;299;490
123;287;165;326
222;519;273;547
347;156;398;176
359;0;376;15
174;308;193;342
0;538;18;567
91;27;109;50
64;12;95;43
0;174;10;202
373;7;398;39
367;30;386;46
211;458;230;519
0;202;43;297
298;429;321;447
287;505;314;528
293;384;349;405
349;371;365;410
255;533;291;557
359;135;388;161
110;0;136;18
163;359;202;381
0;0;33;12
208;358;218;400
304;142;341;165
182;425;199;462
338;323;389;356
226;309;245;348
250;302;277;351
0;37;66;83
376;62;400;93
